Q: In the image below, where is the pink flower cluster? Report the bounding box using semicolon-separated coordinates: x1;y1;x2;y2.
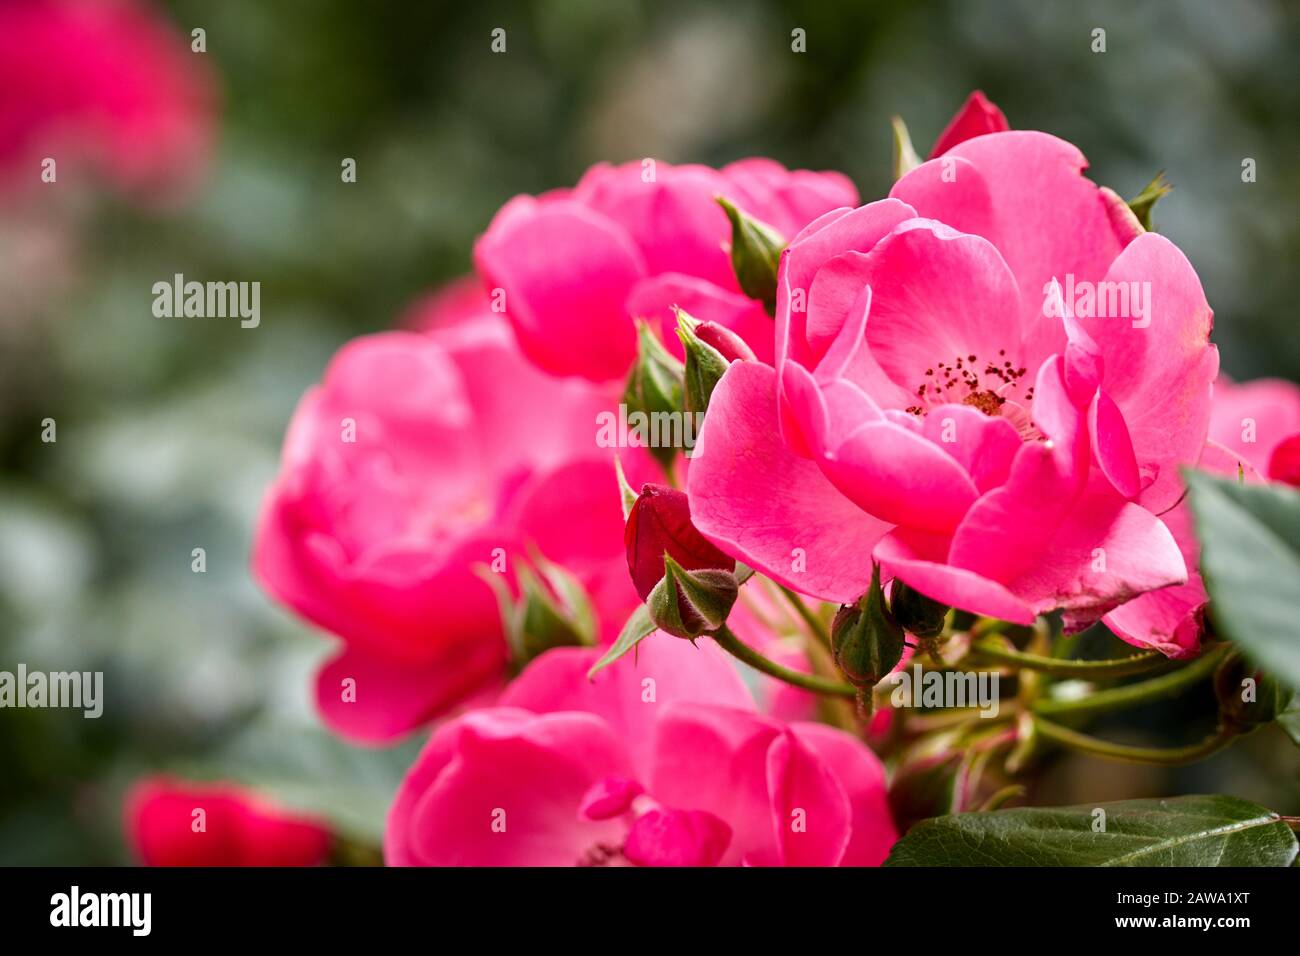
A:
129;93;1300;867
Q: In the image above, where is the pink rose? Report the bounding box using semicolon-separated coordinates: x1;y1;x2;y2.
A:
253;304;651;743
385;637;896;866
125;777;330;867
473;158;857;381
0;0;215;201
689;96;1218;633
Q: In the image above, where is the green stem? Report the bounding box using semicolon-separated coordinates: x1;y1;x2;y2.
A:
1032;643;1229;719
971;640;1170;678
1033;717;1237;766
775;584;831;648
712;625;856;698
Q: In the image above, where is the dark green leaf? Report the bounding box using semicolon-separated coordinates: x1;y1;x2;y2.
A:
1187;471;1300;689
885;795;1298;866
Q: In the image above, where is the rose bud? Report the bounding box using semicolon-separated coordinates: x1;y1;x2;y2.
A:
676;309;757;417
693;319;758;365
890;579;949;640
623;320;685;469
481;557;597;670
1214;654;1288;731
625;484;735;602
648;556;740;640
716;196;784;312
831;565;905;690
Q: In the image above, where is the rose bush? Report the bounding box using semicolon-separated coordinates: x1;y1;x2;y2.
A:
229;91;1300;869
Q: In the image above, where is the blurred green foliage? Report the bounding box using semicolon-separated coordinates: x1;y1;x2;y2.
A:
1;0;1298;863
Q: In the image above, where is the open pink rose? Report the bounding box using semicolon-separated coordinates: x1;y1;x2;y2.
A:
473;158;857;381
385;637;896;866
253;304;652;743
125;777;330;867
689;102;1217;631
0;0;215;201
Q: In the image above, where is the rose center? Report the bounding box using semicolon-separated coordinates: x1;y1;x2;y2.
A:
905;349;1032;417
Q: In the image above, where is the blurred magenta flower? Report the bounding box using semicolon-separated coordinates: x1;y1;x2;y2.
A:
253;305;654;743
473;158;857;380
125;777;329;867
385;637;896;866
1208;374;1300;485
0;0;216;201
690;101;1218;636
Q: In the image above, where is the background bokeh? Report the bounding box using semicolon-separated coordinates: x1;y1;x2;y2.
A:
2;0;1298;863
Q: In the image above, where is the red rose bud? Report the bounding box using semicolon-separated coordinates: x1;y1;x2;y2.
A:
625;484;735;602
648;555;739;639
929;90;1009;159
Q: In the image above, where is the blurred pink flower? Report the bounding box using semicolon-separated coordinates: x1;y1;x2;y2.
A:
385;637;896;866
125;777;330;867
473;158;857;381
253;307;655;743
0;0;216;201
690;102;1217;636
1207;374;1300;485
